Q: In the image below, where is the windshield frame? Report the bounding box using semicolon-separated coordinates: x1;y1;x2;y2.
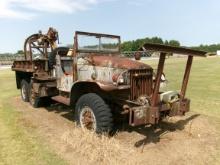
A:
75;31;121;54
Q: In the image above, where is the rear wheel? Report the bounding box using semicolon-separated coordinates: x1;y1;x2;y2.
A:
75;93;113;133
20;80;29;102
29;82;40;108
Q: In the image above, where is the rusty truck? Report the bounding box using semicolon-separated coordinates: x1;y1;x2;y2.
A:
12;28;206;133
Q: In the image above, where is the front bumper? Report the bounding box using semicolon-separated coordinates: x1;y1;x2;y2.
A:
129;98;190;126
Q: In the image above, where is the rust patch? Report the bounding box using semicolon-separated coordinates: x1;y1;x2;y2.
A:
88;55;152;70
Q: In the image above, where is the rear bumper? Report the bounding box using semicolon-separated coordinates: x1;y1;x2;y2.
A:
129;98;190;126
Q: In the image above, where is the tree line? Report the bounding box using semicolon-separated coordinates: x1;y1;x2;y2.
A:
121;36;220;53
191;44;220;52
121;37;180;51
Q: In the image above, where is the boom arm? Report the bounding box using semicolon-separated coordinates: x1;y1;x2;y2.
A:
23;27;59;61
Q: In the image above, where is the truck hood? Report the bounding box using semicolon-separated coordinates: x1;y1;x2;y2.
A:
89;55;152;70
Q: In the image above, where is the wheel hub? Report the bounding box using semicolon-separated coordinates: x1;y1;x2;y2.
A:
80;106;96;131
21;85;27;99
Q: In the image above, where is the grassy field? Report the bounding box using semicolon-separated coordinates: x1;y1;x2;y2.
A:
0;70;67;165
0;56;220;164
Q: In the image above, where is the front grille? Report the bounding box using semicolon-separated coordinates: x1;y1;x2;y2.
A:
130;69;153;100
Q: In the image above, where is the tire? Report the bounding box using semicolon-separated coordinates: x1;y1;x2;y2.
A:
29;96;41;108
20;80;30;102
29;82;40;108
75;93;113;133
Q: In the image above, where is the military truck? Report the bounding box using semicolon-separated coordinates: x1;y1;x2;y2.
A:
12;28;206;133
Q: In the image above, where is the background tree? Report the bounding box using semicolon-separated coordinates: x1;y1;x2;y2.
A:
121;37;181;52
16;50;24;55
168;40;180;47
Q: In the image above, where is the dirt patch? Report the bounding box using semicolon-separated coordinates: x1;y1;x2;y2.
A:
13;97;220;165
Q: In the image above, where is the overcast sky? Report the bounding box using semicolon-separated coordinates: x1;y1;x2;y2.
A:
0;0;220;53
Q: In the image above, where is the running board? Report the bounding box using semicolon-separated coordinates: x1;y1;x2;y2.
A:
51;96;70;106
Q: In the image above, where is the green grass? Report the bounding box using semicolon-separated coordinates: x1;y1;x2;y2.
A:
0;70;67;165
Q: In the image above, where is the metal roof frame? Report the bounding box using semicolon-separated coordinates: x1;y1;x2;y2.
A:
140;43;207;57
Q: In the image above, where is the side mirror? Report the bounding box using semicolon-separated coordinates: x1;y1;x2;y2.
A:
134;52;141;60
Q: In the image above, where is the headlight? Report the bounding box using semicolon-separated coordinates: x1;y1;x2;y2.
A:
112;71;129;85
117;75;124;84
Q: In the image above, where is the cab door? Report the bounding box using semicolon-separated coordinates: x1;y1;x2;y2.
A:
55;55;74;92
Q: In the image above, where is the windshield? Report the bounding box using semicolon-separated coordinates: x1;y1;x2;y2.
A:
76;32;120;53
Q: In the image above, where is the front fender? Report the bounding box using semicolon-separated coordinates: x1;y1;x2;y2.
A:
70;80;130;106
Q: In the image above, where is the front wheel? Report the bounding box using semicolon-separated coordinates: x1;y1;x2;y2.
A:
75;93;113;134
